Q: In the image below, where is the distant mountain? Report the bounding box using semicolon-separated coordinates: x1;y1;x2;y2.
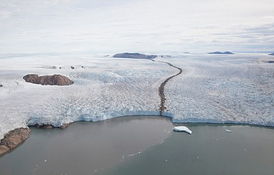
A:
269;53;274;56
158;55;172;58
113;53;157;59
208;51;234;55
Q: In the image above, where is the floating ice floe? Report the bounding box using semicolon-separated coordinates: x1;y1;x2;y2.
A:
128;151;142;157
173;126;192;134
224;129;232;133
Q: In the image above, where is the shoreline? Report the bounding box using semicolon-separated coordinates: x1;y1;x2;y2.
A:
0;117;174;174
1;57;273;157
0;128;31;156
1;114;274;157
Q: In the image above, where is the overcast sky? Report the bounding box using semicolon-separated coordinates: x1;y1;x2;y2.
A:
0;0;274;54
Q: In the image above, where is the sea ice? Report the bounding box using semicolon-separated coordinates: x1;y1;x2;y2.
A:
225;129;232;133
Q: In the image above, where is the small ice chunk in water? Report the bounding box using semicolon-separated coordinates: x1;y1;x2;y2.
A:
225;129;232;133
173;126;192;134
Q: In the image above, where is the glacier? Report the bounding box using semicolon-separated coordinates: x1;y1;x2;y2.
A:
164;54;274;126
0;54;175;139
0;53;274;140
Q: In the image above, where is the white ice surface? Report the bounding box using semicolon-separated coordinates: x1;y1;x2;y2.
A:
0;54;174;139
173;126;192;134
0;53;274;139
164;54;274;126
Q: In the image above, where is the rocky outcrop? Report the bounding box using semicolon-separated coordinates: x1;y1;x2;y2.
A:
23;74;73;86
269;53;274;56
208;51;234;54
0;128;31;156
0;84;3;87
30;123;70;129
113;53;157;59
0;123;71;156
0;145;9;155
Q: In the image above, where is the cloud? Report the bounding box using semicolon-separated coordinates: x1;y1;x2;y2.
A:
0;0;274;54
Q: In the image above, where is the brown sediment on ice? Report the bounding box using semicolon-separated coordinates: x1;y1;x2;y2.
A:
0;128;31;156
156;61;182;116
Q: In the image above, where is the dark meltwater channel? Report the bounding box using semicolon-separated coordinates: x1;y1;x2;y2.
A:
0;116;172;175
156;60;182;116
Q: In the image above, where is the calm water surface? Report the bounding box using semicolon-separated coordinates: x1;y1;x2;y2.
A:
1;117;274;175
0;116;172;175
102;124;274;175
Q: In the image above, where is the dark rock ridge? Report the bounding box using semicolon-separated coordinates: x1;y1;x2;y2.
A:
157;61;182;116
0;128;31;156
23;74;73;86
208;51;234;54
269;53;274;56
0;84;3;87
29;123;70;129
0;123;71;156
158;55;172;58
113;53;157;59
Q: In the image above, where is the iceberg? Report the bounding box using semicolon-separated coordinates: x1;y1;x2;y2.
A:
225;129;232;133
173;126;192;134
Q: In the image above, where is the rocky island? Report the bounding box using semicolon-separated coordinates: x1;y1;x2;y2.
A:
0;128;31;156
208;51;234;54
113;53;157;59
23;74;73;86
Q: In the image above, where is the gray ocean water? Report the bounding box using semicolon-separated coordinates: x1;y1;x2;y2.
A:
0;116;172;175
102;124;274;175
1;117;274;175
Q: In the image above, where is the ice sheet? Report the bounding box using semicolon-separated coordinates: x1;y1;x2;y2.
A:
164;54;274;126
0;54;174;139
0;53;273;139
